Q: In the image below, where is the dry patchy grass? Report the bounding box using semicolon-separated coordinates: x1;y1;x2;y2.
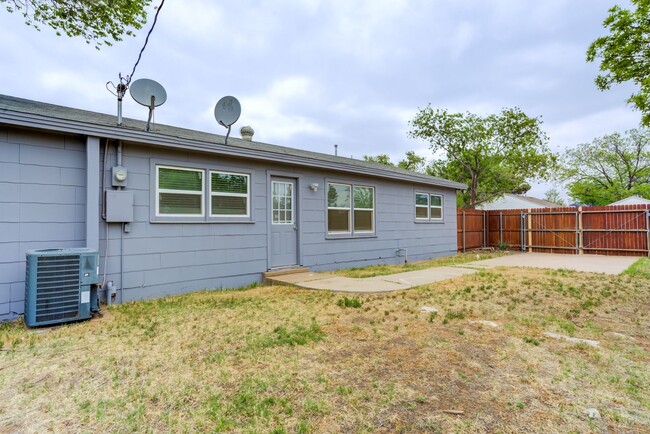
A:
331;250;511;278
0;267;649;433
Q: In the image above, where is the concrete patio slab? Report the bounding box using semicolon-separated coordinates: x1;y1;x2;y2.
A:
462;252;638;275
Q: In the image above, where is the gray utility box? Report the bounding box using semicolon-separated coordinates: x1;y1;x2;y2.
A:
106;190;134;222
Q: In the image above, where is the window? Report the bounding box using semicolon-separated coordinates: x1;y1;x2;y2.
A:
430;194;443;220
211;171;249;217
327;182;375;235
153;162;252;222
415;192;444;221
353;186;374;232
272;181;294;224
327;183;351;233
157;166;204;216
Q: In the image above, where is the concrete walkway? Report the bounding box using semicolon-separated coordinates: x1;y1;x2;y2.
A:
266;266;478;293
266;252;640;293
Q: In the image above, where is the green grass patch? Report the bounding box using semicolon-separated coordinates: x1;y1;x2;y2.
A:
257;321;326;348
330;251;510;278
336;296;363;308
623;258;650;279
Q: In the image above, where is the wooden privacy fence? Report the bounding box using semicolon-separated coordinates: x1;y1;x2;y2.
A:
457;204;650;257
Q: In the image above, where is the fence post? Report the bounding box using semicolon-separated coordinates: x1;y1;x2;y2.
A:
578;207;583;255
527;208;533;253
520;212;526;251
646;209;650;258
499;212;503;246
462;210;466;252
483;211;487;248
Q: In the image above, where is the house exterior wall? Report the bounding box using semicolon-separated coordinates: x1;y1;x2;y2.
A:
0;129;458;319
0;127;87;320
102;143;458;303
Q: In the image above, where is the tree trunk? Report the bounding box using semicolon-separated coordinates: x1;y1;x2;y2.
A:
469;172;478;209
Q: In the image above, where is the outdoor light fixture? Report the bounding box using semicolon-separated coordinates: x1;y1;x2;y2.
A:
309;183;319;192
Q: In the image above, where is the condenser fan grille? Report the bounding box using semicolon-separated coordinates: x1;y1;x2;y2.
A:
30;255;80;323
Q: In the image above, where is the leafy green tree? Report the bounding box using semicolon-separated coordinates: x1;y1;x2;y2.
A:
409;106;556;209
396;151;426;172
1;0;153;48
543;187;566;206
363;154;393;166
363;151;427;173
561;129;650;205
587;0;650;125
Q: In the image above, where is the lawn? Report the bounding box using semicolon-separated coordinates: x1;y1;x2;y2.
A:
0;259;648;433
330;250;511;278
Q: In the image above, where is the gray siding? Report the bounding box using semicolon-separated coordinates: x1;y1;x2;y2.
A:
100;144;457;303
1;132;458;318
299;174;457;271
0;127;86;320
100;145;269;302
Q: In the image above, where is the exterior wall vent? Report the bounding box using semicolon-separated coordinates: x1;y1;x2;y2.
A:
24;248;99;327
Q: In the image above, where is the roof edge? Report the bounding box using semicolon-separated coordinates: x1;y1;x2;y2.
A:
0;98;467;190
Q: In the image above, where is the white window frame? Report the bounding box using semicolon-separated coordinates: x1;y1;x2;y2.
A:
415;191;444;222
156;165;205;218
353;185;375;234
327;182;376;236
327;182;352;234
210;170;250;218
429;193;444;221
415;192;430;220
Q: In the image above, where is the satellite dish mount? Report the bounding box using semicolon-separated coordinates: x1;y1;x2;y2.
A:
214;96;241;145
129;78;168;132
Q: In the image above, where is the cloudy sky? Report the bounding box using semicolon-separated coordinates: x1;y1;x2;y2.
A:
0;0;641;198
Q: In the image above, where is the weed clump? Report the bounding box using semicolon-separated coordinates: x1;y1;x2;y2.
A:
442;310;466;324
336;297;363;308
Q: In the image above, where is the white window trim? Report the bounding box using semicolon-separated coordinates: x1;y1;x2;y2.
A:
271;180;295;225
156;165;205;218
210;170;250;218
415;192;430;220
415;191;444;222
353;185;375;233
327;182;352;234
430;193;444;221
327;182;376;236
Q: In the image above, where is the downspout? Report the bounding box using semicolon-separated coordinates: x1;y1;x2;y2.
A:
101;139;111;306
116;140;124;305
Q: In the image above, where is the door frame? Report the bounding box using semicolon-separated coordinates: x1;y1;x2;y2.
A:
266;171;302;269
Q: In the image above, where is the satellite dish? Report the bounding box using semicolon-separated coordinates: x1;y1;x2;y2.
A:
214;96;241;127
214;96;241;145
129;78;167;132
130;78;167;107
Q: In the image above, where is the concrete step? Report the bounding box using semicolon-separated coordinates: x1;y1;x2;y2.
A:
263;267;310;280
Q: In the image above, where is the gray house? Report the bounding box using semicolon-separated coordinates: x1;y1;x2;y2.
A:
0;94;465;321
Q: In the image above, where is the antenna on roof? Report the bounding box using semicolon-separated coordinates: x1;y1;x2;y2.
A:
214;96;241;145
129;78;167;132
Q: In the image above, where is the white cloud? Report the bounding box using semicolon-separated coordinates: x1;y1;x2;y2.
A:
237;76;328;142
449;21;476;60
546;107;640;152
